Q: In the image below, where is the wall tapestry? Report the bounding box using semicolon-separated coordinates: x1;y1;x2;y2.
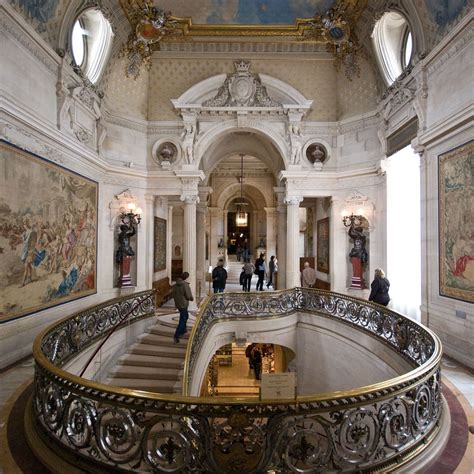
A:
153;217;167;272
317;217;330;274
0;140;97;322
439;140;474;303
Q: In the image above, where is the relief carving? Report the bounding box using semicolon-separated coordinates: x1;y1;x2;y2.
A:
203;61;281;108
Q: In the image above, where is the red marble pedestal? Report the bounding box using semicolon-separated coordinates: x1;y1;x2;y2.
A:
118;256;133;288
350;256;366;289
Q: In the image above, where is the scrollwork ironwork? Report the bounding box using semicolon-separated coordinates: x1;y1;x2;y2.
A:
32;289;443;473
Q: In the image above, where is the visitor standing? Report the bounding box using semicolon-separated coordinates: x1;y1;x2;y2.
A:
301;261;316;288
172;272;193;343
255;253;266;291
267;255;277;289
252;347;262;380
368;268;391;306
212;259;228;293
242;258;254;291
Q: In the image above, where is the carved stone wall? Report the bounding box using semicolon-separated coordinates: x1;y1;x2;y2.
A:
147;57;339;122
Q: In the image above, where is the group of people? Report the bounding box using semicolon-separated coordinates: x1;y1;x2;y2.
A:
240;253;278;292
172;262;390;344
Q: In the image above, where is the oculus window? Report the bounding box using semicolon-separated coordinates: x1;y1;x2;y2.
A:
71;9;113;84
372;11;413;85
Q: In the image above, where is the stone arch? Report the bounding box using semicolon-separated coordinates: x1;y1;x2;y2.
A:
217;182;270;211
195;121;289;173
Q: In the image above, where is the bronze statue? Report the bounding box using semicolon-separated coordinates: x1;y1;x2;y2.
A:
116;223;136;264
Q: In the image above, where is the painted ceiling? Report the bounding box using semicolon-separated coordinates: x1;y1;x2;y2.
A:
155;0;336;24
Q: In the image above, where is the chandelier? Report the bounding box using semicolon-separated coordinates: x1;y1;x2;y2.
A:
235;154;248;227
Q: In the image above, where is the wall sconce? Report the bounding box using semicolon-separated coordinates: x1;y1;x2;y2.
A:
341;211;364;227
121;202;143;226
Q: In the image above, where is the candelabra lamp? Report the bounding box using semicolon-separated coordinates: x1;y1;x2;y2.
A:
342;212;368;289
116;203;142;288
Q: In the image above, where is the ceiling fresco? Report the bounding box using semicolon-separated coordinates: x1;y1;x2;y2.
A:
154;0;337;25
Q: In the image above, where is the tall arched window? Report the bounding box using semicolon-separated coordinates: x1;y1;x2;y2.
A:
71;9;113;84
372;11;413;85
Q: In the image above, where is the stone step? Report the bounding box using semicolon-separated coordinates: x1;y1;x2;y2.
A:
138;333;189;347
129;343;186;358
148;326;190;339
116;354;184;369
110;365;182;380
105;377;181;393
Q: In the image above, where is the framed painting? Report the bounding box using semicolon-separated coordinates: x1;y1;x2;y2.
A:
438;140;474;302
153;217;167;272
317;217;330;274
0;140;98;323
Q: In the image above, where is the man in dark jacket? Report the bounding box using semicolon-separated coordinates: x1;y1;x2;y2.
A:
172;272;194;343
212;259;228;293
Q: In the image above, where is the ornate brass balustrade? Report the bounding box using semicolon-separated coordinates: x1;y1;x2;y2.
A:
32;288;443;473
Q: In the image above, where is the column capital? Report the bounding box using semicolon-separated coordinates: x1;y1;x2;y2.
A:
264;207;277;216
285;196;303;206
180;195;199;205
144;193;156;204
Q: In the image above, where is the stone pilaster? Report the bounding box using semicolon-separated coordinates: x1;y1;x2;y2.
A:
264;207;277;261
285;196;303;288
181;194;199;303
167;204;173;283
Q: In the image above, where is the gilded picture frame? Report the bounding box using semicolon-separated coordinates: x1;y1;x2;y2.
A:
153;217;167;272
438;140;474;302
317;217;330;274
0;140;98;323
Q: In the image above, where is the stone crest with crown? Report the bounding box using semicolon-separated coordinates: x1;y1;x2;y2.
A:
203;60;281;108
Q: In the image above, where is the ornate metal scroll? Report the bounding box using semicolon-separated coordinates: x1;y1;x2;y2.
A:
32;288;443;473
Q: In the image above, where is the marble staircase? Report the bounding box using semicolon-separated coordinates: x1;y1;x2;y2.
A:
105;311;192;393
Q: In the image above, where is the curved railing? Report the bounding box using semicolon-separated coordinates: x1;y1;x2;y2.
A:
32;288;443;473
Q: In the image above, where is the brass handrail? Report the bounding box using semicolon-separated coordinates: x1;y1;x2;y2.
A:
31;288;443;473
78;291;155;377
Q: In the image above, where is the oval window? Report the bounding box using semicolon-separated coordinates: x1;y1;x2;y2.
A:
372;11;413;85
71;9;113;84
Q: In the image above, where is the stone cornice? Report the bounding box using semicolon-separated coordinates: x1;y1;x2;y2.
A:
156;42;330;56
103;109;148;134
0;92;105;174
423;11;473;77
417;103;474;148
0;2;60;75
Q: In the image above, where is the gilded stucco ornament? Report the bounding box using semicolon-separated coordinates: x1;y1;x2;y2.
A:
119;0;368;79
119;1;178;79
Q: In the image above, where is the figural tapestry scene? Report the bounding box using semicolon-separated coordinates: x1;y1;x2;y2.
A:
0;140;97;322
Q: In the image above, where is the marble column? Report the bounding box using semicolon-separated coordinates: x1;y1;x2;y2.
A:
167;204;173;283
286;196;303;288
223;210;228;262
181;195;199;303
264;207;277;261
208;207;222;267
143;194;155;289
276;196;287;290
196;204;206;298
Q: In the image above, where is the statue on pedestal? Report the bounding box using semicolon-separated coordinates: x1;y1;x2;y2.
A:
343;214;368;289
116;204;141;287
